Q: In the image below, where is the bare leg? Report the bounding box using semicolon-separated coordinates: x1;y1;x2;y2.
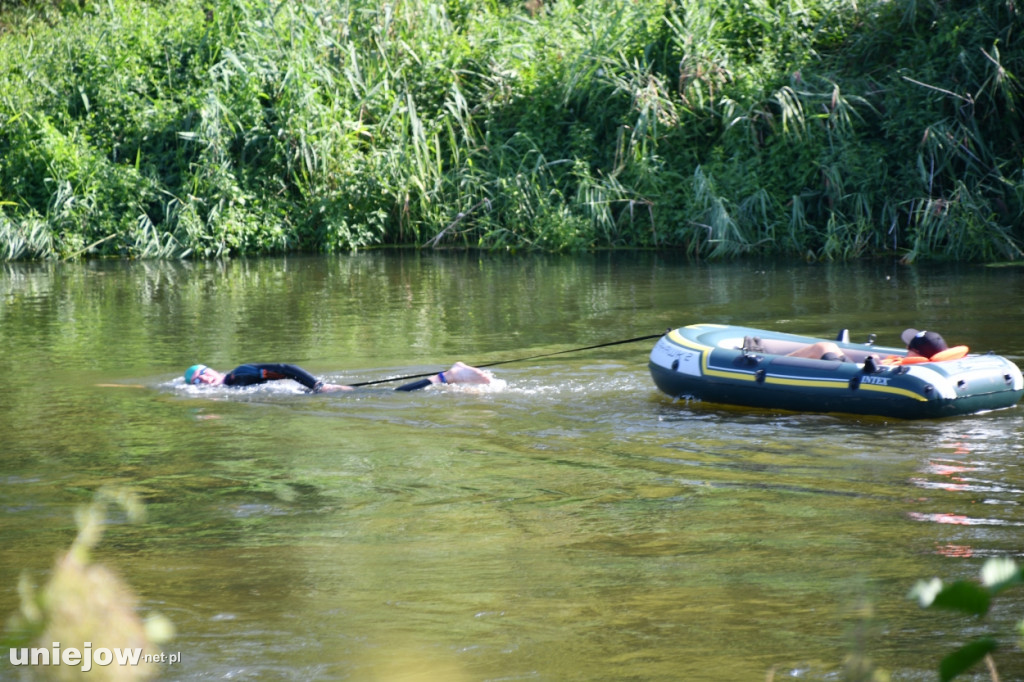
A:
394;362;494;391
444;361;492;385
787;342;845;360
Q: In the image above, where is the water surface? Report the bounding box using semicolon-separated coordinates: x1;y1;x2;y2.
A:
2;253;1023;680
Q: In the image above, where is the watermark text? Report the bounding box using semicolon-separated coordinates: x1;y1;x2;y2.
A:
9;642;181;672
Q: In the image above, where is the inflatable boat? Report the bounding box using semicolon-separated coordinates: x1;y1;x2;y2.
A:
649;324;1023;419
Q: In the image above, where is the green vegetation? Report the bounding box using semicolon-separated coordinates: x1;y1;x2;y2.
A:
0;0;1022;261
910;557;1024;681
4;488;173;681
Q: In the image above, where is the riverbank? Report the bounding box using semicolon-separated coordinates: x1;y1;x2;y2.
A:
1;0;1022;262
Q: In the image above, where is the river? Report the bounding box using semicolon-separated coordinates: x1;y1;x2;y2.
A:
1;253;1022;680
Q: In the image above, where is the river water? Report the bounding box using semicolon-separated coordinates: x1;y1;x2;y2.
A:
1;253;1023;681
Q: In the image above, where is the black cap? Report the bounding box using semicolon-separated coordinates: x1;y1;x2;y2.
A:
901;329;948;358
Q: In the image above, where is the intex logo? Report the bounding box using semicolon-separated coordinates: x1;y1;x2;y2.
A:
861;375;890;385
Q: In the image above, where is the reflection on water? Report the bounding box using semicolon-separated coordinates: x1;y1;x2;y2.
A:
907;421;1024;567
1;254;1024;680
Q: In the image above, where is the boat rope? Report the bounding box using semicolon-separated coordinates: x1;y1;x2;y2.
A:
346;331;668;388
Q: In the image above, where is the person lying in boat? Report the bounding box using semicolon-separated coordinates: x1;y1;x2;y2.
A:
743;336;848;361
183;361;492;392
742;328;967;364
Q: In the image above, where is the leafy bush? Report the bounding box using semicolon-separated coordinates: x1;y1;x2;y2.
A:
1;0;1022;260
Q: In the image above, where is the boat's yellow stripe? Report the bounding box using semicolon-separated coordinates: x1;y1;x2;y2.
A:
668;327;714;352
764;376;928;400
705;367;758;382
856;383;930;401
765;377;846;389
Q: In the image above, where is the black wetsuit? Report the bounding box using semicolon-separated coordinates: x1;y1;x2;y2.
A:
223;364;325;392
221;363;435;392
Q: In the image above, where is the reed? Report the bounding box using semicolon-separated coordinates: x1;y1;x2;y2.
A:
0;0;1022;261
0;215;52;261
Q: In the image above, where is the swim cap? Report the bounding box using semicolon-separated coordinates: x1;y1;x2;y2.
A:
184;364;209;385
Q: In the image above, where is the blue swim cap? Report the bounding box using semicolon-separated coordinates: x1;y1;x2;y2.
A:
184;364;209;385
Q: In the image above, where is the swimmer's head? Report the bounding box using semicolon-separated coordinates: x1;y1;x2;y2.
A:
184;364;210;385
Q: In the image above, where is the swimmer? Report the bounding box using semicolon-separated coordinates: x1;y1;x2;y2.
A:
184;361;492;393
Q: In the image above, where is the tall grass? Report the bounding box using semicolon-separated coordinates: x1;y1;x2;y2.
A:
0;0;1022;261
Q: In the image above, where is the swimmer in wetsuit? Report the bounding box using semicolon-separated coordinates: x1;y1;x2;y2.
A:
184;361;492;392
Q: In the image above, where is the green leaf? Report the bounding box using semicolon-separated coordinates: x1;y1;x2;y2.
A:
931;581;992;617
939;638;998;682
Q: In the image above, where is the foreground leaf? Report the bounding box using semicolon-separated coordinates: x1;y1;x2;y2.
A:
930;581;992;617
939;638;998;682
